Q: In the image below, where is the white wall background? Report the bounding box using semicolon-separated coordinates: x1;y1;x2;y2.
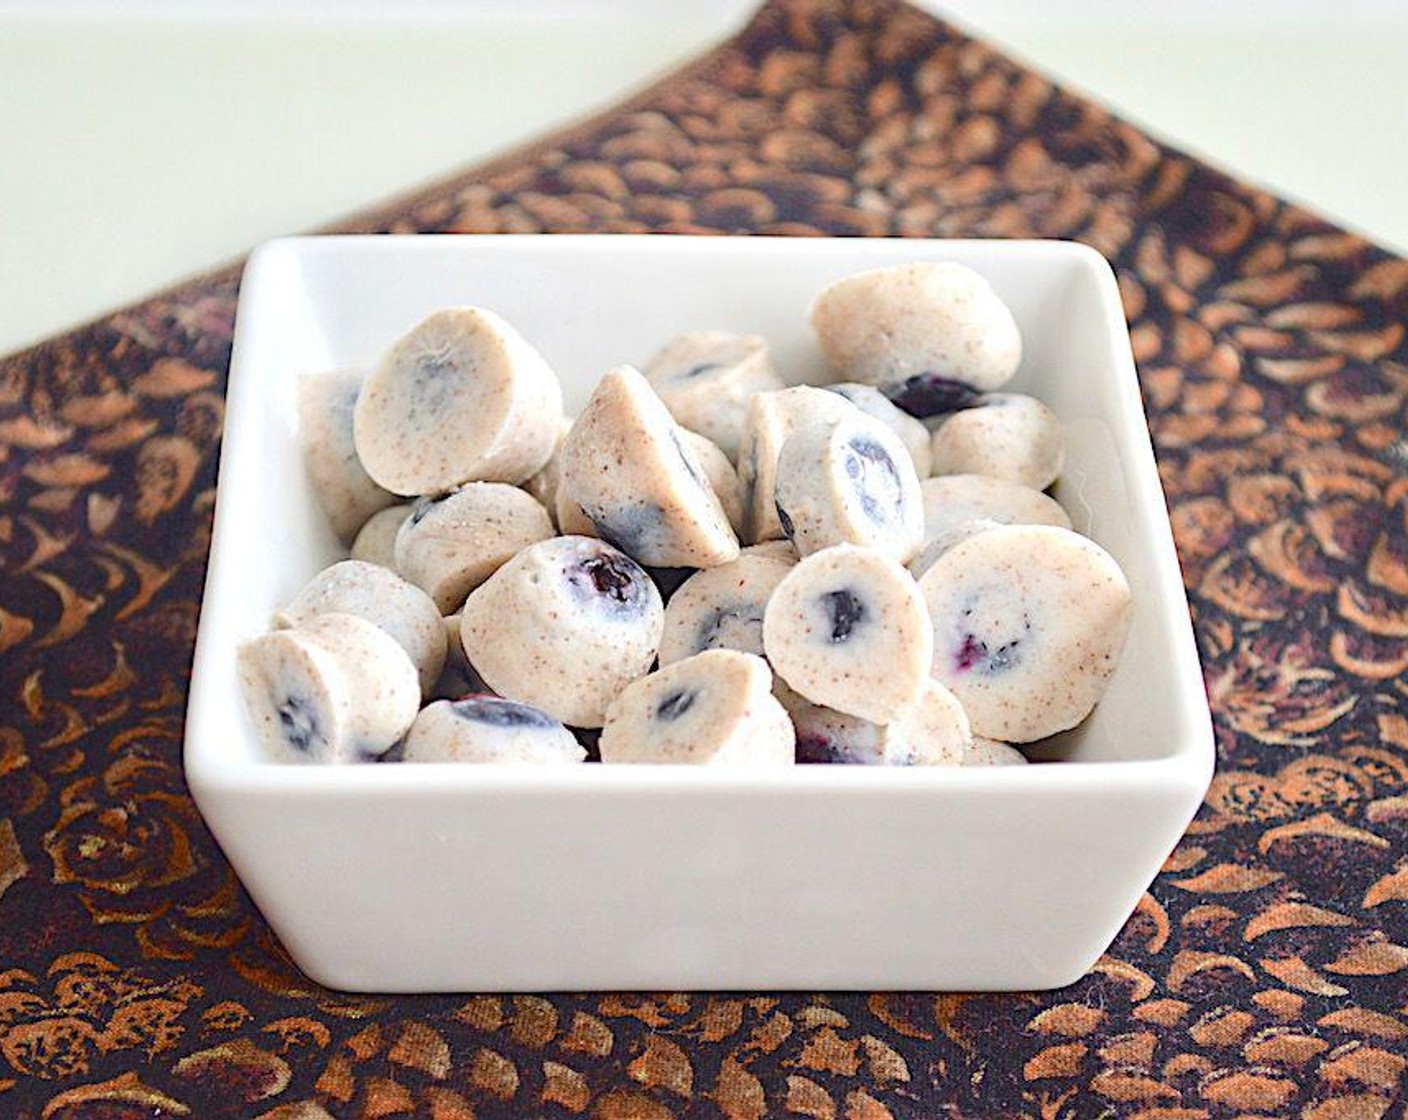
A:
2;0;1405;355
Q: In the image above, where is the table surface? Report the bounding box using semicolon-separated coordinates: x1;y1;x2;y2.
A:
2;4;1405;1113
1;0;1406;358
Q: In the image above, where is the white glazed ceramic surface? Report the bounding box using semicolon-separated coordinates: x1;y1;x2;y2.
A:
185;235;1214;992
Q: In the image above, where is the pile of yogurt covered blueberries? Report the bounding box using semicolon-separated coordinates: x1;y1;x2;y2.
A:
237;261;1133;767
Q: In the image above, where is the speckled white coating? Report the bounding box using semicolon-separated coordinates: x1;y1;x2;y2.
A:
810;261;1022;394
522;415;575;520
741;539;800;564
825;383;932;478
236;612;419;764
920;524;1133;742
737;386;855;544
907;519;1005;580
680;428;744;537
929;393;1065;490
964;736;1029;766
642;330;785;460
773;411;924;563
599;650;794;765
559;365;739;569
297;368;397;543
762;543;932;724
402;697;585;764
658;549;795;665
781;678;969;765
353;306;564;495
553;487;598;538
273;560;446;697
459;536;664;728
349;503;411;568
920;474;1071;540
393;483;554;613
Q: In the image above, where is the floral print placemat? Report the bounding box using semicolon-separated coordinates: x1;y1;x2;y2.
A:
2;1;1406;1116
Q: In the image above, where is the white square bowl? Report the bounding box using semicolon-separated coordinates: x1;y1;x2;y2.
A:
185;235;1213;993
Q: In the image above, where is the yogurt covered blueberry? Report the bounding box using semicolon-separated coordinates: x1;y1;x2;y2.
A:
737;386;855;544
459;536;664;728
920;473;1071;541
781;678;969;765
354;306;564;495
642;330;785;461
403;696;585;764
297;368;397;543
919;524;1132;742
773;410;924;564
237;612;419;764
394;483;554;613
599;650;794;765
274;559;446;698
964;737;1029;766
658;547;796;665
763;543;932;724
824;382;932;478
810;262;1022;414
929;393;1065;490
559;365;740;569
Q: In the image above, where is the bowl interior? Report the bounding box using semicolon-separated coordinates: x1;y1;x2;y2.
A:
193;235;1209;773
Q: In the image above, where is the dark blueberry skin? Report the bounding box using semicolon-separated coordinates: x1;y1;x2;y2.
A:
571;726;603;762
883;374;984;418
567;545;652;614
450;694;558;730
775;500;796;542
276;694;321;754
655;689;696;721
821;588;865;643
648;566;696;604
680;361;722;380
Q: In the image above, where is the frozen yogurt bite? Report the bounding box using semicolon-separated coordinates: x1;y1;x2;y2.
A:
600;650;794;765
459;536;665;729
810;261;1021;415
763;543;932;724
354;306;564;495
559;365;739;568
642;330;785;460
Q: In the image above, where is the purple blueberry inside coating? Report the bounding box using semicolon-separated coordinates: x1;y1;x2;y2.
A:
846;437;902;525
953;632;1023;674
277;695;319;753
681;361;721;380
884;374;983;418
822;588;865;643
589;504;664;562
655;689;696;721
796;733;843;764
575;551;645;605
450;695;558;729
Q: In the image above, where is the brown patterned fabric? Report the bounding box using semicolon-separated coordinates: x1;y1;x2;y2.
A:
2;0;1406;1115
